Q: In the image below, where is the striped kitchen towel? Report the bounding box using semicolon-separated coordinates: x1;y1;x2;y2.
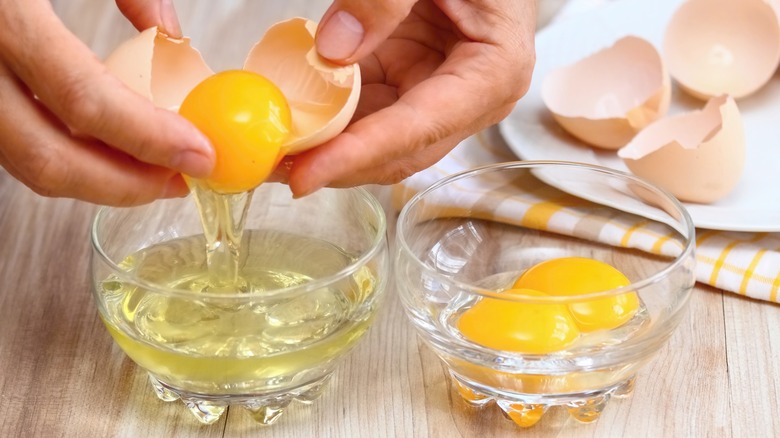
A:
392;128;780;303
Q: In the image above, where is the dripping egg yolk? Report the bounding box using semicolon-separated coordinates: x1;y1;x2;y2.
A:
513;257;639;332
179;70;292;194
457;257;639;354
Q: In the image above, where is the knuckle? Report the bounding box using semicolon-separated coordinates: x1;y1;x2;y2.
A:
381;159;423;185
57;73;107;134
419;121;451;148
20;145;70;198
401;102;452;148
512;55;535;100
56;72;159;163
498;52;534;105
494;102;515;122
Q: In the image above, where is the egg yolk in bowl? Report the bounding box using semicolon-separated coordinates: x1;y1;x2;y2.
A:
458;257;640;354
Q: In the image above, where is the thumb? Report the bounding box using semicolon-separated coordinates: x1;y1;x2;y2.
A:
115;0;182;38
315;0;418;64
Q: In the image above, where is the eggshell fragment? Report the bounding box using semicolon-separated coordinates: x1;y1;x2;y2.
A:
542;36;671;150
617;95;745;204
105;18;361;156
105;28;213;111
244;18;361;154
663;0;780;100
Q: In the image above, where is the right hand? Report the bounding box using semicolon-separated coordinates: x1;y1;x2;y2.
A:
0;0;214;206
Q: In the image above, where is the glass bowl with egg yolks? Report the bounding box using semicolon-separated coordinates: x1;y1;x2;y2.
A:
395;161;696;428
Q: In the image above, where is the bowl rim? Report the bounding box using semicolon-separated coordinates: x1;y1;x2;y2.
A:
91;185;388;300
395;160;696;303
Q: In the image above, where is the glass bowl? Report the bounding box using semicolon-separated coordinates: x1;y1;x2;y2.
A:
90;183;389;425
394;161;696;428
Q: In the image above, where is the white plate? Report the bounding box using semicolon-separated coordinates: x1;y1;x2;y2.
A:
499;0;780;231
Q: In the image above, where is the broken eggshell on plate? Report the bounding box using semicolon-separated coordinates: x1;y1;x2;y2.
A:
104;18;361;155
663;0;780;100
617;95;745;204
541;35;671;150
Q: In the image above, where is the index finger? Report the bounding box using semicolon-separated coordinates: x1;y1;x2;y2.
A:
0;1;214;178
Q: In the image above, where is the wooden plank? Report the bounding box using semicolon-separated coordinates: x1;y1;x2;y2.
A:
724;293;780;438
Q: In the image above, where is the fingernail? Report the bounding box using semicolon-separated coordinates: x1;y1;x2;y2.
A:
316;11;364;60
293;180;327;199
160;0;183;39
267;158;293;184
162;175;190;198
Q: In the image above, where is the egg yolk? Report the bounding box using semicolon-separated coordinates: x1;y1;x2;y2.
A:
457;257;639;354
179;70;292;193
513;257;639;332
457;288;580;354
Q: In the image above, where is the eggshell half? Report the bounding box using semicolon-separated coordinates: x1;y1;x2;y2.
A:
617;95;745;204
105;27;213;110
663;0;780;100
542;36;670;150
244;18;361;154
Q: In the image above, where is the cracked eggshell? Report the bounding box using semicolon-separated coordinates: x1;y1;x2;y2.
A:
244;18;361;154
663;0;780;100
105;18;361;155
105;27;213;111
542;36;671;150
617;95;745;204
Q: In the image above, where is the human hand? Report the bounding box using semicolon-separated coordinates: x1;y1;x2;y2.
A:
113;0;535;198
283;0;537;197
0;0;213;206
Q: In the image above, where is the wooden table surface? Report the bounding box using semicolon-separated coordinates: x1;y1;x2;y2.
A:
2;1;779;437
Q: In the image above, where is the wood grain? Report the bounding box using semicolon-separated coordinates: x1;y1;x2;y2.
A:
1;1;779;437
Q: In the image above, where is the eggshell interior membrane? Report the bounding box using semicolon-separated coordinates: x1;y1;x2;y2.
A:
663;0;780;100
244;18;361;154
105;19;361;156
105;27;213;111
617;95;745;204
542;35;670;150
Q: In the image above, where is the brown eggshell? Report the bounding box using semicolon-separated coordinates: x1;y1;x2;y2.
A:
663;0;780;100
542;36;671;150
105;27;213;110
617;95;745;204
243;18;361;154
